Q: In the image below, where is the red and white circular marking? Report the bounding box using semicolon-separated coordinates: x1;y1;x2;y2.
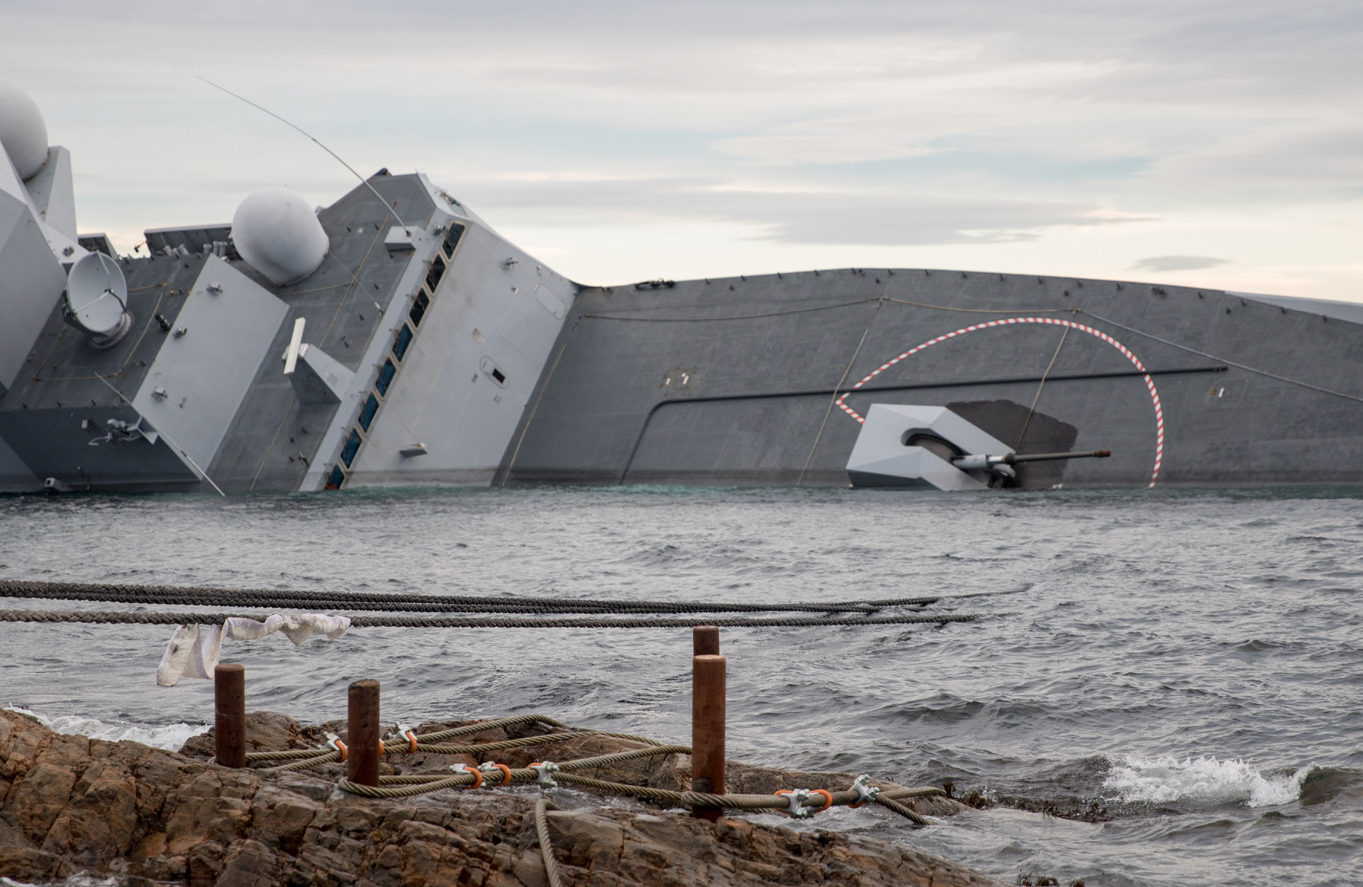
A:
835;317;1164;487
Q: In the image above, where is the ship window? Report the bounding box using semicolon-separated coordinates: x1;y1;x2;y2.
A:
480;356;507;386
375;359;396;396
409;291;429;327
392;324;413;361
358;393;380;431
425;254;446;292
340;428;363;467
442;223;465;258
325;466;346;490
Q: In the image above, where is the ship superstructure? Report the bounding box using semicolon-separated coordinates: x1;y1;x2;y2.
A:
3;85;1363;494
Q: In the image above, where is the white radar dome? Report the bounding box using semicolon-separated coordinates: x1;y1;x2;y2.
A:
0;84;49;181
231;187;329;286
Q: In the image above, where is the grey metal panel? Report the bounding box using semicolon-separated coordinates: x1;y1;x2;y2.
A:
209;174;436;492
0;191;67;395
1;252;205;411
0;431;39;492
77;233;115;257
289;344;352;404
846;405;1010;490
23;147;76;241
341;210;576;488
0;405;197;490
130;256;288;477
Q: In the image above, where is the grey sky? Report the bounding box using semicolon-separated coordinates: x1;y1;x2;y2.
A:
6;0;1362;297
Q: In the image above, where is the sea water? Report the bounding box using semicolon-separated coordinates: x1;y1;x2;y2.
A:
0;486;1360;886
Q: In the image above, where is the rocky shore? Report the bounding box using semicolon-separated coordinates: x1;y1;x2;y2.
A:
0;708;1002;886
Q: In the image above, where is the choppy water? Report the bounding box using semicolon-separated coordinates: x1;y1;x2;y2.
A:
1;486;1361;886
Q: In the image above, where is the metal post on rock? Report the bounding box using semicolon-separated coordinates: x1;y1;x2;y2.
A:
691;648;726;821
348;679;381;787
214;663;246;768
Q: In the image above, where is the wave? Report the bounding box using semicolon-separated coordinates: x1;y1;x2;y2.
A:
5;707;207;752
1103;754;1313;808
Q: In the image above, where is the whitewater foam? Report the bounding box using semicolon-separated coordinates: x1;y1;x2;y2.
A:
4;707;207;752
1104;754;1313;808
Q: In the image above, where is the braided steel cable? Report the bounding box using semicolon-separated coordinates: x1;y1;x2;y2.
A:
0;608;997;630
0;579;1023;616
247;714;939;826
413;733;592;755
535;799;565;887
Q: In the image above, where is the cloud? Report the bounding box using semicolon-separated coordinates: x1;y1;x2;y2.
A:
468;173;1142;246
7;0;1363;300
1132;255;1229;273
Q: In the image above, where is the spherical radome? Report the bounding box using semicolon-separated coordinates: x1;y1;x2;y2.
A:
231;187;329;286
0;83;50;181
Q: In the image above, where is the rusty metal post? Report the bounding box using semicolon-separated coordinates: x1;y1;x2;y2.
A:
348;679;381;787
693;625;719;657
214;663;245;768
691;653;726;821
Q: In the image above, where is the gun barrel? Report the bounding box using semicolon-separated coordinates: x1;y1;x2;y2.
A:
1003;449;1111;465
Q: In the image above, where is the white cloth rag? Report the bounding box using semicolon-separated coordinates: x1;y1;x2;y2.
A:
156;614;351;686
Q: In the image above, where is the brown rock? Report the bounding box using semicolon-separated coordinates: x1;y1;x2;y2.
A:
0;709;1002;886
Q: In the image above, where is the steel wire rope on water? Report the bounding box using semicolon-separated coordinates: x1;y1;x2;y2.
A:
883;297;1065;315
0;608;999;629
579;297;880;324
798;300;882;487
0;579;1026;615
1015;322;1071;450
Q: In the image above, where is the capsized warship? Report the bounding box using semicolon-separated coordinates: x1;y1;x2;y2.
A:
2;84;1361;495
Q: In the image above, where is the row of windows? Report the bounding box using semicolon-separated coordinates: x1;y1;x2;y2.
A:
325;224;462;490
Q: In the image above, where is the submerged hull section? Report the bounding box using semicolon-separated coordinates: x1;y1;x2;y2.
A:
499;271;1363;490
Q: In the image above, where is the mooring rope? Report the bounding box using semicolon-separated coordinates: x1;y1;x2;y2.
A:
0;608;998;630
237;713;944;829
535;799;565;887
0;579;1025;615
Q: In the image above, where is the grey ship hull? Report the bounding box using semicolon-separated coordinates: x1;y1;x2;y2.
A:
3;159;1361;494
498;272;1363;491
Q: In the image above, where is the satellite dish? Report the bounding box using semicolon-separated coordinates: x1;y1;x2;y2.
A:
63;252;132;348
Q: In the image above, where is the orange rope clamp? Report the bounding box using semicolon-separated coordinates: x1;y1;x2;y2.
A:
480;762;513;786
449;763;483;789
774;788;833;817
329;738;348;763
